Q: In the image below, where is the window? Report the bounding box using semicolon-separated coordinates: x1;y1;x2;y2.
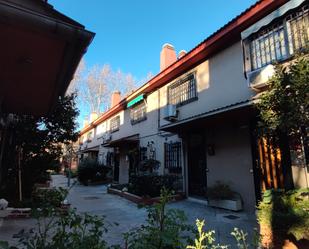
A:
164;142;182;173
110;116;120;133
96;122;106;137
139;147;147;161
86;131;93;142
130;101;147;124
168;73;197;106
249;4;309;71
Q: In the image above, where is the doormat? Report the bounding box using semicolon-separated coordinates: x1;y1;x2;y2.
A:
223;215;239;220
83;196;100;200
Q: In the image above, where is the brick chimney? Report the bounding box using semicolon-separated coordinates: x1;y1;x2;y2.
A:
160;43;177;71
89;112;98;122
178;50;187;59
83;119;89;128
111;91;121;108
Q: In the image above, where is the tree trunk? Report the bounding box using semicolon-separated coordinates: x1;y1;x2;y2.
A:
278;132;294;190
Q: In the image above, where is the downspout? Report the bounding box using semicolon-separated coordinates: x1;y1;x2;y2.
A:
241;40;248;80
157;89;160;129
0;114;8;186
0;126;7;186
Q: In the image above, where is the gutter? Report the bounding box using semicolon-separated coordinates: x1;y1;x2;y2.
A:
79;0;287;136
160;100;253;131
0;0;95;115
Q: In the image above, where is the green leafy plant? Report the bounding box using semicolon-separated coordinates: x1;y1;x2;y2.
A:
77;158;111;185
124;188;194;249
138;159;160;173
187;219;227;249
231;228;249;249
128;174;181;197
257;188;309;242
207;181;235;200
32;187;68;209
0;241;18;249
65;169;78;178
257;55;309;137
5;208;114;249
0;93;79;203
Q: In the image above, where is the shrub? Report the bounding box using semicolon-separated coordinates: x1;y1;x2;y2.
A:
124;188;194;249
32;187;68;209
77;158;111;185
257;188;309;241
65;169;78;178
138;159;160;173
4;208;113;249
207;181;235;200
36;171;51;184
128;174;182;197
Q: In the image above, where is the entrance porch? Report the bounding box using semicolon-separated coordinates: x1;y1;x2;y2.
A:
161;103;258;212
103;134;139;184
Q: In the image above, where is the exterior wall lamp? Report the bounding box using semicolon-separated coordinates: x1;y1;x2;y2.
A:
207;144;215;156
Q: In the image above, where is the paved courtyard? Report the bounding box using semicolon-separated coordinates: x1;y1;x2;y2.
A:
0;175;257;247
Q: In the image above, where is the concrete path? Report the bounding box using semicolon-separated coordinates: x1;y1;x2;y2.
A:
0;175;258;248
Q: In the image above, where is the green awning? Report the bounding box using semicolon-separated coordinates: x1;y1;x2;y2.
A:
127;94;144;108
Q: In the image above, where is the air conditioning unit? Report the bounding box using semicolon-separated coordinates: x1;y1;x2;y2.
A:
247;64;275;91
163;104;178;121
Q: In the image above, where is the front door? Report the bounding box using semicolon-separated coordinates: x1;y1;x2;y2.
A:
188;134;207;197
113;152;120;182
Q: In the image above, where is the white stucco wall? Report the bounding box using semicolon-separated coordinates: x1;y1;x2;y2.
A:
292;166;309;188
159;42;255;126
79;39;257;207
206;124;256;211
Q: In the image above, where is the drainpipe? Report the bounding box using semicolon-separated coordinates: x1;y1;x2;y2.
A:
157;89;161;129
18;146;22;202
0;126;7;186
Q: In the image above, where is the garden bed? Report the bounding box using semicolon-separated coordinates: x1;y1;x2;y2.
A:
208;198;242;211
82;178;112;186
107;187;185;205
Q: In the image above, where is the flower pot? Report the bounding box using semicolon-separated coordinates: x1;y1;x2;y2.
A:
208;198;242;211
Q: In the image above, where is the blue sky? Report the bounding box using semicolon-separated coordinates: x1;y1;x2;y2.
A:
49;0;256;79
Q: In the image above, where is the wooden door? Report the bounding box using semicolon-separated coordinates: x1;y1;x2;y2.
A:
257;137;284;191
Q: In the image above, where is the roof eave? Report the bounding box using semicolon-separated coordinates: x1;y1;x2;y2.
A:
79;0;287;136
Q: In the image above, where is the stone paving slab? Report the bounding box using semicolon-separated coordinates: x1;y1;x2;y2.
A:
0;175;258;248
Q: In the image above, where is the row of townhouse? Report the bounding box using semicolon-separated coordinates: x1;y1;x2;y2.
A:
78;0;309;212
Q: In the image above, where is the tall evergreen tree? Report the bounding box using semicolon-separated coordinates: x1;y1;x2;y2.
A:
0;93;79;202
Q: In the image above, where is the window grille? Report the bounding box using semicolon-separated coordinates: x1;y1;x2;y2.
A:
110;116;120;133
139;147;147;161
130;101;147;124
86;131;93;142
249;4;308;71
106;152;113;166
164;142;182;171
168;73;197;106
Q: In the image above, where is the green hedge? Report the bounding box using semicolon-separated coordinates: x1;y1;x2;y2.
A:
77;159;111;185
128;174;182;197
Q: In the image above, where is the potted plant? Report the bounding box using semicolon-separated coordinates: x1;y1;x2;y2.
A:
138;159;160;174
207;181;242;211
